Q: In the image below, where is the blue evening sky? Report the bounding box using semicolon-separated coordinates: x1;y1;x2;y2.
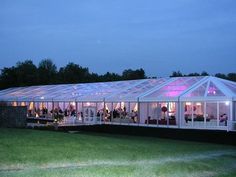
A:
0;0;236;77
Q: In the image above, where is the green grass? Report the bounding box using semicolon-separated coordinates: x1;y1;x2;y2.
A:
0;128;236;177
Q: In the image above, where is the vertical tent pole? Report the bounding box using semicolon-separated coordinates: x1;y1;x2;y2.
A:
156;102;158;127
46;102;48;118
217;101;219;127
103;98;106;124
119;102;121;125
229;100;233;131
137;98;140;125
147;102;149;126
17;98;19;107
52;99;54;120
111;102;113;123
82;101;84;124
204;102;207;128
75;99;78;120
95;102;98;124
167;102;170;127
191;102;194;127
33;99;35;117
178;100;181;129
128;102;130;125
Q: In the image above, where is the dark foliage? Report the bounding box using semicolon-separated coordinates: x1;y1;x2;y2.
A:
170;71;235;82
122;68;146;80
38;59;57;85
170;71;209;77
0;59;147;89
57;62;90;84
170;71;183;77
0;59;235;90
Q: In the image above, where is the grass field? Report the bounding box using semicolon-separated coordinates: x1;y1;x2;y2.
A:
0;128;236;177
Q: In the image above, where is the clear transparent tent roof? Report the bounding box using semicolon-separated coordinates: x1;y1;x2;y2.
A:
184;81;226;97
222;80;236;95
0;76;235;102
53;79;142;101
184;82;208;97
0;84;69;101
0;80;143;101
106;78;168;101
181;76;236;100
140;77;204;100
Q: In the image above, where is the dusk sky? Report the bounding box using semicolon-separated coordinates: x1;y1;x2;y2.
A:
0;0;236;77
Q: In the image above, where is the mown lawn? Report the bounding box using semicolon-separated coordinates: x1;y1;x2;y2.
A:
0;128;236;177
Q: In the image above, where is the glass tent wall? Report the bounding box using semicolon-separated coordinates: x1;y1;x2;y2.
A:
180;77;235;130
139;102;178;127
181;101;231;129
138;77;204;127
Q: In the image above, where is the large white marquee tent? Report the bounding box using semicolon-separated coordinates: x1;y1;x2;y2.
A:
0;76;235;131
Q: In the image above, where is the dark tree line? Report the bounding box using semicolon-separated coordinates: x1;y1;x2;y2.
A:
170;71;236;82
0;59;235;90
0;59;146;89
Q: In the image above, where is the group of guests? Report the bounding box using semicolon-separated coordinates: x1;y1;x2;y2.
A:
52;107;76;117
28;106;77;118
28;105;139;123
96;107;138;123
28;107;48;118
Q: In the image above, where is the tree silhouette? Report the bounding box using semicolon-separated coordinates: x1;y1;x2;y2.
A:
38;59;57;84
170;71;183;77
227;73;236;82
0;59;235;90
0;66;17;89
122;68;146;80
201;71;209;76
15;60;38;86
58;62;89;83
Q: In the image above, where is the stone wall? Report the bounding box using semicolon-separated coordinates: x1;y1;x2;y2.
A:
0;106;27;128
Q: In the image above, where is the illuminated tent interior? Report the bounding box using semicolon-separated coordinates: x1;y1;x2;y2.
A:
0;76;235;131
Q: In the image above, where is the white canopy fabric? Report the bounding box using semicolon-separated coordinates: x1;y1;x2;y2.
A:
0;76;235;102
